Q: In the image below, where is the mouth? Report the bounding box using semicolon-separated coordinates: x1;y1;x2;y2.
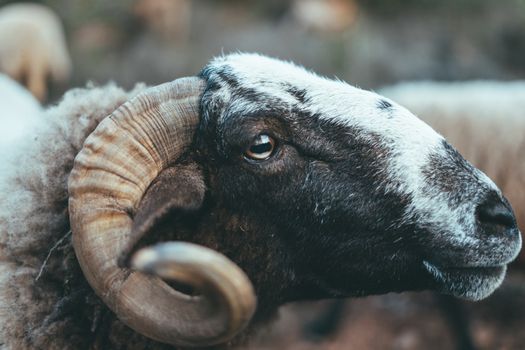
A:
423;260;507;301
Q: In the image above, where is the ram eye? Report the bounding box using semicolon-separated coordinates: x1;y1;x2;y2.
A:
244;134;276;161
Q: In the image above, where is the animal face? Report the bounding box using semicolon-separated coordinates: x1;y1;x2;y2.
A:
198;53;522;300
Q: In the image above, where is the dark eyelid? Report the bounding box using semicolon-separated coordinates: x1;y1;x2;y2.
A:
242;131;281;149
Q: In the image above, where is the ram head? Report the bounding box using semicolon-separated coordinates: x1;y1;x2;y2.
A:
68;54;522;347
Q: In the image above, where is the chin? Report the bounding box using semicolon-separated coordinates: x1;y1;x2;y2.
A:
423;261;507;301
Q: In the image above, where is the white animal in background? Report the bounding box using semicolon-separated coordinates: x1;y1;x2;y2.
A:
0;74;42;151
0;3;71;102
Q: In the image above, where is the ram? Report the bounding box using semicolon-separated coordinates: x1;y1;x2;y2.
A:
0;54;521;349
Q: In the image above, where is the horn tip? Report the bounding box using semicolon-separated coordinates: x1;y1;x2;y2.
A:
129;247;159;272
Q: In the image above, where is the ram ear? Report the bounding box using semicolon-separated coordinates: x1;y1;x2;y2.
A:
119;163;206;266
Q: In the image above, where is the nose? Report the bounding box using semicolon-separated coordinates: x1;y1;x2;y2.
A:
476;193;518;236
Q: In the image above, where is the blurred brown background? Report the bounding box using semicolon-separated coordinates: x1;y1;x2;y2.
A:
2;0;525;99
1;0;524;349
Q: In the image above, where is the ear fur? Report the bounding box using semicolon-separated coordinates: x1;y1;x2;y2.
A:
119;163;206;266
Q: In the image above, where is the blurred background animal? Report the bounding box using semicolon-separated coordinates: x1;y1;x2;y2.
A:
0;3;71;102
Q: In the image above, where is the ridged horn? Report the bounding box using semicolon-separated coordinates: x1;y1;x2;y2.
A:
68;77;257;347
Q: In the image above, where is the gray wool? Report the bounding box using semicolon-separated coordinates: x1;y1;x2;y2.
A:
0;82;181;349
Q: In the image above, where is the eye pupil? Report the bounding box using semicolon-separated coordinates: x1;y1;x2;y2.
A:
244;134;276;160
250;142;272;154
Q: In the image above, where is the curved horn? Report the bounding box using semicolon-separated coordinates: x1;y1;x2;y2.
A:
68;77;257;347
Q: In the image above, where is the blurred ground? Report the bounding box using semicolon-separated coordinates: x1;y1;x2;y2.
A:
1;0;524;102
249;271;525;349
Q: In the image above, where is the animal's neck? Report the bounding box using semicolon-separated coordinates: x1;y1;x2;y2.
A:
133;197;341;321
193;208;296;319
192;207;345;319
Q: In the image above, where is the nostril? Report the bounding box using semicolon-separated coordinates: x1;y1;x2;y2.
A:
476;195;517;230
